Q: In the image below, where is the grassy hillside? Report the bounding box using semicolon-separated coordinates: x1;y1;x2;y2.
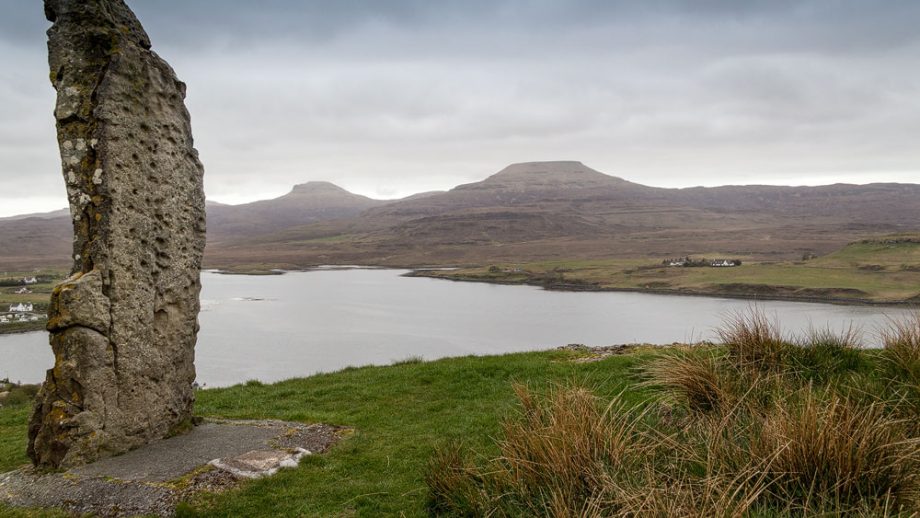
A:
1;310;918;516
0;349;651;516
416;236;920;304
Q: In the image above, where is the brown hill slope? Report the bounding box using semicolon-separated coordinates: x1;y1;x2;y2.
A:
206;161;920;267
0;215;72;270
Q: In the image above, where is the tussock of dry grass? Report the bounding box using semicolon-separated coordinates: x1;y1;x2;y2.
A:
425;441;486;516
644;350;732;414
753;391;920;512
427;384;648;517
426;383;771;517
879;313;920;426
803;324;863;350
881;313;920;383
427;310;920;517
498;384;642;500
718;309;790;371
788;324;865;383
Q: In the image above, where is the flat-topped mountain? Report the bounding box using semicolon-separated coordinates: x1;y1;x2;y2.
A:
367;161;649;219
470;161;636;190
2;161;919;269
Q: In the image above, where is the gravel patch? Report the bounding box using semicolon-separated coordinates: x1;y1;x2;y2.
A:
0;419;346;517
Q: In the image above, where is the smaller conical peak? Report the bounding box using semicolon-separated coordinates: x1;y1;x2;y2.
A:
290;181;348;194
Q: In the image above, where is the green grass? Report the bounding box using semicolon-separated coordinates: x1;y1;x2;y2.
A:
818;237;920;267
0;349;653;517
0;406;30;473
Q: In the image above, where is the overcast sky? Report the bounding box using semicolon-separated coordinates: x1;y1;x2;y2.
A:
1;1;919;216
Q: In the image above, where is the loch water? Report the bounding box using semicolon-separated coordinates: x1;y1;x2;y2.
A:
0;268;912;387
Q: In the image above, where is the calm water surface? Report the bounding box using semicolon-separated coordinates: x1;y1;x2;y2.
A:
0;269;912;387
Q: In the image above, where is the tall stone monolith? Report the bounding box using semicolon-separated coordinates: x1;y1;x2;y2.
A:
28;0;206;468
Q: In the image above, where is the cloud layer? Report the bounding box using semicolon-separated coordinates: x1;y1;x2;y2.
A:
1;0;918;215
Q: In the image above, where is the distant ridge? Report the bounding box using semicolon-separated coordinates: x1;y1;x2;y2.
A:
1;161;920;270
0;208;69;221
208;161;920;267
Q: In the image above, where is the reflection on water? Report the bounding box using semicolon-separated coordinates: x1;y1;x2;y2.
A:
1;269;912;387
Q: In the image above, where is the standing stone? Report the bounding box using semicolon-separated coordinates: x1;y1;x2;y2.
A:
29;0;206;468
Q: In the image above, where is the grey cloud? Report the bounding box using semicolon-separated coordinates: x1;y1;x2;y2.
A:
0;0;918;215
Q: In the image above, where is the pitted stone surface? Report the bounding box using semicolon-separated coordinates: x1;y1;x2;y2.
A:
29;0;206;468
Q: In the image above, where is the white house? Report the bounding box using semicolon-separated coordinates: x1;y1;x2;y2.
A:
9;303;33;312
22;277;37;285
14;287;31;294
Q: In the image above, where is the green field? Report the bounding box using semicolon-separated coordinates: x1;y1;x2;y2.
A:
417;237;920;304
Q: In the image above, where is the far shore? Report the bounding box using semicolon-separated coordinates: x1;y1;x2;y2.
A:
405;269;919;308
0;323;46;336
204;263;919;308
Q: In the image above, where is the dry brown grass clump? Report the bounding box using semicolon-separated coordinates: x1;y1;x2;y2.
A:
802;324;863;351
881;313;920;383
718;309;791;371
644;350;732;414
752;391;920;513
879;313;920;427
426;383;771;517
427;384;647;516
498;384;642;500
427;312;920;516
427;380;920;516
425;441;489;516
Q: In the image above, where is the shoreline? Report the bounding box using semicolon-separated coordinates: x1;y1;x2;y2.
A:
0;323;46;336
209;265;918;308
405;270;919;308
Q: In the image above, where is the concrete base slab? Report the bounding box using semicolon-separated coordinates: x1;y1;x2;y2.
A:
0;419;344;517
